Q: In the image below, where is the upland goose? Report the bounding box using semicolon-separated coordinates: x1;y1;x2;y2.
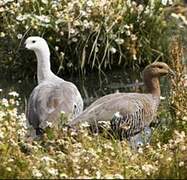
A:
68;62;174;147
25;36;83;136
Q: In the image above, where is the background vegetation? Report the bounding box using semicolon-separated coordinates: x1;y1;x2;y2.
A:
0;0;180;79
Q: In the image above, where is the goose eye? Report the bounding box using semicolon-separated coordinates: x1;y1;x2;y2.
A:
32;40;36;43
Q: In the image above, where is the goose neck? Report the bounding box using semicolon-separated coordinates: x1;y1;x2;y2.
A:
144;76;161;97
35;49;53;83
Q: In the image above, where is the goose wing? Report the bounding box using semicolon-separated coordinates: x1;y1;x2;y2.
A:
68;93;159;135
27;81;81;130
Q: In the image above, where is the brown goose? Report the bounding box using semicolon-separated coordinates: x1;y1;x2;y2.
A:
68;62;174;144
25;36;83;137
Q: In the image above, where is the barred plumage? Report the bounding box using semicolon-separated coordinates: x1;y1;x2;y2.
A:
110;94;158;140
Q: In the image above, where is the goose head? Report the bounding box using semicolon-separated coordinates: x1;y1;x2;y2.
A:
24;36;49;52
142;62;175;96
143;62;175;78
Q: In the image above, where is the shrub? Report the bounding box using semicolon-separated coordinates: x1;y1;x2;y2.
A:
0;0;177;79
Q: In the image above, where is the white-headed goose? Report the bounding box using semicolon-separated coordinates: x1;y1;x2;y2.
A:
25;36;83;137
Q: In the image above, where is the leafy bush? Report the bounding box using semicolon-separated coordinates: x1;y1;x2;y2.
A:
0;0;177;79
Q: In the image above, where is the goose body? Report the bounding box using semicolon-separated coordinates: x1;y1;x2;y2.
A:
25;36;83;136
68;62;174;146
69;92;159;137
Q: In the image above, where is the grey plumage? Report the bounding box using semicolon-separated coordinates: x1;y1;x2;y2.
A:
27;81;83;133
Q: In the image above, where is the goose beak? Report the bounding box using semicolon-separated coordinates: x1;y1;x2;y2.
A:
168;69;175;78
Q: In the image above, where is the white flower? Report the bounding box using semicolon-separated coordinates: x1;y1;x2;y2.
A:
161;0;168;5
110;47;117;54
60;31;64;36
87;0;94;7
161;0;172;5
171;13;180;19
8;91;19;97
138;147;143;154
17;129;27;137
142;164;157;175
84;169;89;175
3;0;14;4
83;20;90;29
167;157;172;161
60;173;68;178
8;158;14;162
126;30;131;36
80;10;87;17
34;15;50;23
46;167;58;176
133;54;137;60
0;111;6;120
0;131;4;139
46;121;52;127
179;161;184;167
132;1;137;6
0;89;2;92
182;116;187;121
126;0;131;7
32;167;42;178
80;121;90;127
114;112;121;118
41;156;56;162
17;34;22;39
41;0;48;4
96;171;101;179
115;38;124;45
72;38;78;42
138;4;144;14
55;46;59;51
6;167;12;172
16;14;29;21
169;0;173;5
70;28;76;34
114;174;124;179
0;32;5;37
1;98;9;107
131;34;137;41
124;24;130;29
17;113;27;128
160;96;166;100
104;174;114;179
144;7;150;15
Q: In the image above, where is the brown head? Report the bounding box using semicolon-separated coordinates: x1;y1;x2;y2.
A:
143;62;174;78
142;62;174;96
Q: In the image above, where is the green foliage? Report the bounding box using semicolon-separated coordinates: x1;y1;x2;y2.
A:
0;0;177;79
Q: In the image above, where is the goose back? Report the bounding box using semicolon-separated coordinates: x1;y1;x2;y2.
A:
27;81;83;131
69;92;160;133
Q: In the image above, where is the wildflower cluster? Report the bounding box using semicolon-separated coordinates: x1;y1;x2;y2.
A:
0;87;186;178
0;0;177;79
